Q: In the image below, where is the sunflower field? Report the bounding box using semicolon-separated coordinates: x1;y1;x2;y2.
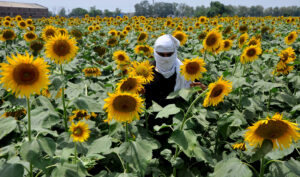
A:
0;15;299;177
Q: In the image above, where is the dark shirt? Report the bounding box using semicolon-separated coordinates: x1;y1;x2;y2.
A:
144;61;177;109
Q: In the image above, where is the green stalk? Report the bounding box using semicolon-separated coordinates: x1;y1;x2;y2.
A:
125;122;129;173
74;142;77;164
172;90;208;176
259;157;265;177
26;97;33;177
60;64;68;131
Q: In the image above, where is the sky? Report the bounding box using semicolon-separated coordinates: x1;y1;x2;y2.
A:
3;0;300;13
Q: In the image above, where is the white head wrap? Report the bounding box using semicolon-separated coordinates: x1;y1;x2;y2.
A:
154;34;191;91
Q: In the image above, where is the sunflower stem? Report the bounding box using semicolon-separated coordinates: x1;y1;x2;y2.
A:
233;56;238;75
259;157;265;177
26;97;33;177
125;122;128;142
172;90;208;176
60;64;68;131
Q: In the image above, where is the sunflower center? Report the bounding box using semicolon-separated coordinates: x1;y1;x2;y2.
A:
113;95;137;112
246;48;257;57
30;41;44;51
53;40;71;57
210;84;224;98
13;63;39;85
26;33;36;39
120;78;137;92
73;127;83;136
118;54;125;61
206;34;217;46
288;34;294;40
224;41;230;48
248;40;257;46
138;33;147;41
281;52;289;61
3;30;14;39
239;37;245;44
141;46;149;53
45;29;55;38
108;38;117;45
20;22;26;27
186;62;200;75
175;34;184;42
255;120;289;139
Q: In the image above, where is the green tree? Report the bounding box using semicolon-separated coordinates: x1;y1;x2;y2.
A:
69;8;88;17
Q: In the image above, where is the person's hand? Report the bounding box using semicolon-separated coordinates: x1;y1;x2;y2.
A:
190;82;207;93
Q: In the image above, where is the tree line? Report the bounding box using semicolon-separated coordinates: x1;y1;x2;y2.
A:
50;1;300;17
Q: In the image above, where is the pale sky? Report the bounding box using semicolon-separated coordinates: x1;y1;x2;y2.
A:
3;0;300;13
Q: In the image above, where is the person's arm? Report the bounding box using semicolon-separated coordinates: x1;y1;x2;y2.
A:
190;82;207;91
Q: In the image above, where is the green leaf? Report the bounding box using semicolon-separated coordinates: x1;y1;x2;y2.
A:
211;158;252;177
169;130;212;163
267;161;299;177
88;135;112;155
118;139;154;175
72;96;103;112
0;118;17;140
266;145;294;160
253;80;284;94
250;139;273;162
291;104;300;113
0;163;24;177
37;137;56;157
51;162;89;177
284;158;300;176
156;104;180;119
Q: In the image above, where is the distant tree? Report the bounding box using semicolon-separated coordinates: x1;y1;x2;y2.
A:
135;0;152;16
153;2;174;17
207;1;226;17
194;5;208;17
89;6;103;17
104;9;114;17
114;8;122;16
237;6;249;16
58;7;66;17
69;8;88;17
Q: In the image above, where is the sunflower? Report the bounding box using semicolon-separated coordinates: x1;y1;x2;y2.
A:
284;31;298;45
70;29;83;40
203;29;222;52
106;37;118;47
223;39;233;51
93;46;106;57
116;76;144;93
2;107;27;120
26;19;33;26
58;28;68;36
87;26;94;32
137;32;148;43
24;31;37;42
82;67;101;77
42;26;57;41
108;29;118;36
238;33;249;48
232;142;246;151
240;45;262;64
199;16;207;24
18;20;27;29
3;20;10;27
103;92;144;123
29;40;44;53
128;60;154;84
134;45;153;57
239;25;248;33
180;58;207;82
247;36;261;46
197;32;207;41
203;75;232;107
0;29;16;41
0;52;50;98
173;31;188;46
273;63;294;76
41;88;51;98
70;121;91;142
113;50;130;65
69;110;91;122
244;113;300;150
45;33;78;64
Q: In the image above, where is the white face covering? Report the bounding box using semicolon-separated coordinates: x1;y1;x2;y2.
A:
154;34;179;78
153;34;192;91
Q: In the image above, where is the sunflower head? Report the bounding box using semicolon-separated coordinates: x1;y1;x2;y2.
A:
128;60;154;84
42;26;57;41
240;45;262;64
116;76;144;93
238;33;249;48
248;37;261;46
223;39;233;51
2;106;27;120
180;58;207;82
284;31;298;45
70;121;91;142
24;31;37;42
0;52;50;98
134;45;153;57
103;92;144;123
203;29;222;52
137;32;148;43
173;31;188;45
203;75;232;107
45;33;79;64
82;67;101;77
69;110;91;122
18;20;27;29
30;40;44;54
107;37;118;47
70;29;83;40
244;113;300;150
0;29;16;41
232;142;246;151
93;46;106;57
113;50;130;65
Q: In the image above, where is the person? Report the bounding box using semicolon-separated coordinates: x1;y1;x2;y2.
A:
144;34;206;109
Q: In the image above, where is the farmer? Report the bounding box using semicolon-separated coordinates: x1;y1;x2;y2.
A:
144;34;206;109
